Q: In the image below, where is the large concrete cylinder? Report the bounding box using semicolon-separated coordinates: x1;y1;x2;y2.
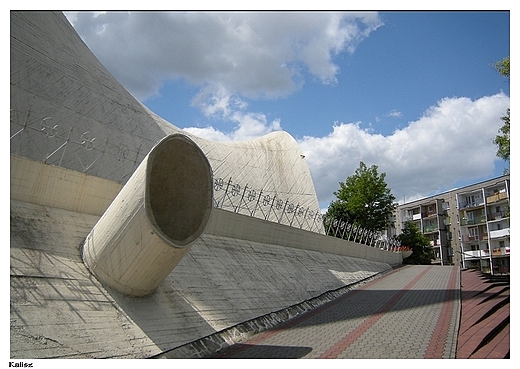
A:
82;134;213;296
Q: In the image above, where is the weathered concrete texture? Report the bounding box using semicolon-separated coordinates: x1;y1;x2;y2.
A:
11;199;391;358
207;209;402;265
10;11;323;233
82;134;213;297
10;154;123;216
10;11;400;359
11;153;402;268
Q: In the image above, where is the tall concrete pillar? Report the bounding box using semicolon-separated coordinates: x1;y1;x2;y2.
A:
82;134;213;296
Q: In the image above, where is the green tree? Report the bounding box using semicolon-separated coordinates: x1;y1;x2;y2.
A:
326;161;396;233
494;55;509;78
397;221;434;265
494;109;510;162
493;56;510;167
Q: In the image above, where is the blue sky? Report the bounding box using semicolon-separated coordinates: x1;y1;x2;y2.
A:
65;9;511;209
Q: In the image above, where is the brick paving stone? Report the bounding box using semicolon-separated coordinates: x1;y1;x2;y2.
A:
210;265;461;359
455;269;509;359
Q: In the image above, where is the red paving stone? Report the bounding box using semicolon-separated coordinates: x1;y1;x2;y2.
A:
208;267;509;359
424;266;459;358
469;322;510;359
317;266;432;359
456;269;510;359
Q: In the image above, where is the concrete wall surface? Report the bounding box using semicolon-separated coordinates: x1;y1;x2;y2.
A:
207;207;402;266
82;134;214;297
10;154;122;216
10;199;392;358
10;11;402;359
10;11;323;233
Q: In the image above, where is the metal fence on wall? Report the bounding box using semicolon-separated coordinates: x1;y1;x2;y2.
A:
323;216;401;251
11;109;401;252
212;175;402;252
212;176;324;233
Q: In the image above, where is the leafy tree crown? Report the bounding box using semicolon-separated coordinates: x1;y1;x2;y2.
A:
326;161;396;232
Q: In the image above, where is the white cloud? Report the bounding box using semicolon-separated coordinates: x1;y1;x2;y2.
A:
183;126;232;142
387;110;403;118
185;83;283;141
191;84;248;118
65;11;382;102
298;93;510;207
184;110;282;142
178;93;509;208
63;11;510;209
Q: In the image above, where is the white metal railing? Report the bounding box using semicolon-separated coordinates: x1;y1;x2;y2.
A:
463;250;489;258
489;228;510;239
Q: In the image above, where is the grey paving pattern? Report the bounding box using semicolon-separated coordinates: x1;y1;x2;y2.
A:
211;265;460;359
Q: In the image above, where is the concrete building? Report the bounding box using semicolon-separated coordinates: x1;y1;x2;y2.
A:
10;11;402;358
394;175;510;273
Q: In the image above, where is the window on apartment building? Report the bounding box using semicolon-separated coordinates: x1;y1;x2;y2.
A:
469;227;478;237
496;223;502;230
499;241;505;248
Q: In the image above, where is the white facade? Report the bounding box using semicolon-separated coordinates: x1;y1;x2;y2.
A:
456;179;510;274
395;176;510;274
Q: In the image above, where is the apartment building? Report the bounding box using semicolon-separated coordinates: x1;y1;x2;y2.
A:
394;175;510;274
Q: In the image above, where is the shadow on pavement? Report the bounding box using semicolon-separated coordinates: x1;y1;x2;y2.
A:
212;343;313;359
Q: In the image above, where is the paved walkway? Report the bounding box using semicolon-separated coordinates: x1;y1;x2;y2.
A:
209;265;460;359
456;269;510;359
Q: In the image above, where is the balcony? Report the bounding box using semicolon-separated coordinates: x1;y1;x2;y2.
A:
429;239;441;247
459;201;485;209
488;211;509;221
423;224;439;233
462;249;492;259
462;232;488;242
486;192;508;204
422;211;437;219
463;247;510;259
492;247;510;256
489;228;510;239
460;214;486;226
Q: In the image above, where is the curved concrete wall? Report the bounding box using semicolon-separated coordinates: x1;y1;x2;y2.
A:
11;198;393;359
82;134;213;296
10;11;323;233
10;154;123;215
10;11;404;358
207;207;402;266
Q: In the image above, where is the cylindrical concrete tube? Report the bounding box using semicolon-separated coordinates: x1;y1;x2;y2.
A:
82;134;213;296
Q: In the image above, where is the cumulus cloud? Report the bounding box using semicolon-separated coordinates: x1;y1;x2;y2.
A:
66;11;382;102
64;12;509;209
298;93;510;207
166;92;510;207
184;97;282;142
